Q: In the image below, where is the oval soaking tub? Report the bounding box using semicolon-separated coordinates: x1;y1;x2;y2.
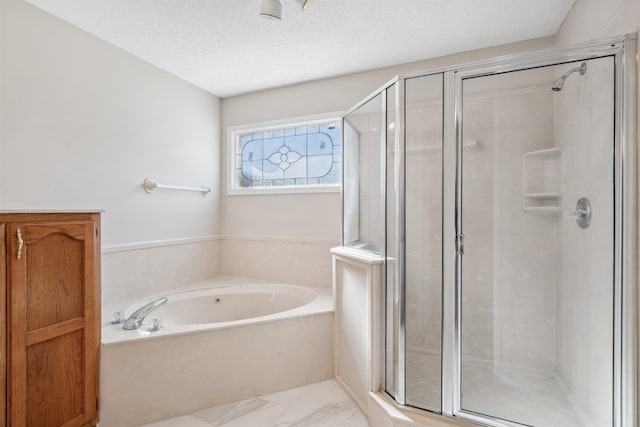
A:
102;277;332;344
155;283;316;324
99;277;334;427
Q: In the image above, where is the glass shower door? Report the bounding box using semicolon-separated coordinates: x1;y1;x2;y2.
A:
458;57;615;427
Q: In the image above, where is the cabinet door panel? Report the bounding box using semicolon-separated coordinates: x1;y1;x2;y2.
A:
25;230;84;331
26;331;84;427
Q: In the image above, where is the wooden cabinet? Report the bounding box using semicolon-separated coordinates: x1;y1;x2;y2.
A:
0;212;101;427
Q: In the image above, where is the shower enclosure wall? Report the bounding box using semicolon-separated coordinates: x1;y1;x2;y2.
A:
341;35;637;427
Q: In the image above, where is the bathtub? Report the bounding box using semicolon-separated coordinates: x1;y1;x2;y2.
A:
102;277;331;344
100;277;334;427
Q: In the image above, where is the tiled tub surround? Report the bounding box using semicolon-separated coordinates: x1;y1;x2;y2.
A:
102;238;222;310
220;237;337;289
102;236;336;314
100;277;334;427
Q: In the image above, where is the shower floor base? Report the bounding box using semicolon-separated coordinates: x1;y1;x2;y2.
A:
406;351;589;427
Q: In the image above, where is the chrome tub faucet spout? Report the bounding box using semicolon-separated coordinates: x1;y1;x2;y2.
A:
122;296;168;330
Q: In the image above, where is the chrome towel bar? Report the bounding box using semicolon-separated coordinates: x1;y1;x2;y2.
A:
143;178;212;197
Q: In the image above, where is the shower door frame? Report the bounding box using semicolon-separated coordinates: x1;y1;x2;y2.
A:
443;34;637;427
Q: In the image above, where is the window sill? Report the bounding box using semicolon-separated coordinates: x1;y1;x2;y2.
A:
227;185;340;196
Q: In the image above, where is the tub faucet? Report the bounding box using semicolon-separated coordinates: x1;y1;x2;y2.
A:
122;297;168;330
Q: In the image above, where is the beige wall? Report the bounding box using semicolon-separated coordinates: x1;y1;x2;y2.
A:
1;0;222;308
556;0;640;45
1;0;221;246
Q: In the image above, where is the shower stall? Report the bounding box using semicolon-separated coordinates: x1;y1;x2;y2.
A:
341;35;637;427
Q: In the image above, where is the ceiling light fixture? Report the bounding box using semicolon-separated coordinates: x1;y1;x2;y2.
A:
260;0;282;21
296;0;314;11
261;0;313;20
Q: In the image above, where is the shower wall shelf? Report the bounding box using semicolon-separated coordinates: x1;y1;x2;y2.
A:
522;147;563;213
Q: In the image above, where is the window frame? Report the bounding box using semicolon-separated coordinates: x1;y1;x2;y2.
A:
227;113;343;196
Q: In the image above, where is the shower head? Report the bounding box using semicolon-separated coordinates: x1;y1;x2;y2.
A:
552;62;587;91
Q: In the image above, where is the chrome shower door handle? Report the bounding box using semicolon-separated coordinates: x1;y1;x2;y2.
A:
17;228;23;260
456;233;464;255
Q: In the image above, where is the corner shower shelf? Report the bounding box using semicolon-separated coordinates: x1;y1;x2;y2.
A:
524;192;563;199
523;148;563;213
523;206;563;214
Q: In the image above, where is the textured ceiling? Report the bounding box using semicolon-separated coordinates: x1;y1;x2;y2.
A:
25;0;575;98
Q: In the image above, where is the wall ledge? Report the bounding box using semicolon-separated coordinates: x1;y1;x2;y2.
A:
102;235;221;253
222;234;338;245
102;234;339;253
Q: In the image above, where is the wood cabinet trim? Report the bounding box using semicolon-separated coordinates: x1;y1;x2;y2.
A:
0;213;101;223
0;224;6;427
7;223;28;425
22;222;91;245
25;318;85;346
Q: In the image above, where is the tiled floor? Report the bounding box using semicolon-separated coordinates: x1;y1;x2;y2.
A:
138;379;371;427
405;351;588;427
138;356;594;427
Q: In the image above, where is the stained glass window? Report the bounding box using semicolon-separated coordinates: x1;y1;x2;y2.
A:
232;120;341;191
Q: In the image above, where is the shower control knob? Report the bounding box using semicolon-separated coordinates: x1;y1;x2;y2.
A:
564;197;592;229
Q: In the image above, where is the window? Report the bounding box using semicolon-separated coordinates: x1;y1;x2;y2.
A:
228;116;342;194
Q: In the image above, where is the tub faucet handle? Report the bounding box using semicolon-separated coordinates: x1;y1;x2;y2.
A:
111;311;124;324
148;318;163;332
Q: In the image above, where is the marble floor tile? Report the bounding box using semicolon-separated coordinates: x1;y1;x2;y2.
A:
138;415;213;427
137;380;370;427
